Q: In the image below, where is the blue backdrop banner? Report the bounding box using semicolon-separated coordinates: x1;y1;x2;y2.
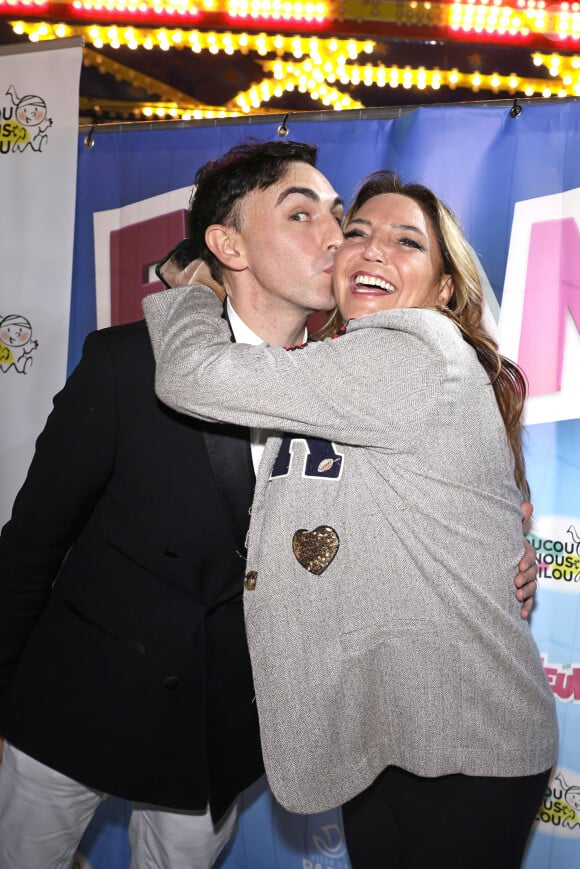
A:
69;100;580;868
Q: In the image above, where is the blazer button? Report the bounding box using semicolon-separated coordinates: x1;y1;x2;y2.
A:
164;549;179;559
244;571;257;591
163;676;181;690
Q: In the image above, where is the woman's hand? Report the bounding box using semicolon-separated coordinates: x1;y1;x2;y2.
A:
515;501;536;619
187;259;227;302
157;247;226;301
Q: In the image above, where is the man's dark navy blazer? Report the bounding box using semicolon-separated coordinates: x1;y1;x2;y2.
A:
0;319;263;820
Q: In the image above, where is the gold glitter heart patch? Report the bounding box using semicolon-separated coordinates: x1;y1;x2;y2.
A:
292;526;340;575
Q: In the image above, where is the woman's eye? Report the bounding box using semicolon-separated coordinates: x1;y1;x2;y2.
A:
400;237;424;251
343;228;365;239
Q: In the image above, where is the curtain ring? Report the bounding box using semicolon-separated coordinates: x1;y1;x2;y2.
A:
277;113;290;137
84;124;96;148
509;99;522;119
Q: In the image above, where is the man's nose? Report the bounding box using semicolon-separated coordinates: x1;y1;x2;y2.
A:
326;223;344;251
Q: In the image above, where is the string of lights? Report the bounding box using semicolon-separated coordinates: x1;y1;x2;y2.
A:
2;0;580;119
10;17;580;119
2;0;580;45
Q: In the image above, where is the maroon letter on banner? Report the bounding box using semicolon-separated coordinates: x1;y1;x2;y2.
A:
110;210;187;326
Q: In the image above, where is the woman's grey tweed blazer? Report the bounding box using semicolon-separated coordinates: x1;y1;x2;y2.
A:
144;285;558;815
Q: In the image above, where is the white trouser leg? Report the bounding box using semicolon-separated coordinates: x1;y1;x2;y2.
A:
129;799;238;869
0;741;104;869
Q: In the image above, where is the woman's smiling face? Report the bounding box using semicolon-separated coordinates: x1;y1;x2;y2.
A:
333;192;453;322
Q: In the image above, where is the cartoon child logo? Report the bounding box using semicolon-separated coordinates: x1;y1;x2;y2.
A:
6;84;52;153
0;315;38;374
567;525;580;556
554;772;580;818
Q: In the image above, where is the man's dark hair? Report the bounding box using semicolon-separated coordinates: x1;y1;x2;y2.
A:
188;138;318;279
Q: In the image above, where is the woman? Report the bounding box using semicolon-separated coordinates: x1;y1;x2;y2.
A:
144;171;557;867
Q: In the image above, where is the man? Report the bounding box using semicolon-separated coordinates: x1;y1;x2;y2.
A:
0;140;537;869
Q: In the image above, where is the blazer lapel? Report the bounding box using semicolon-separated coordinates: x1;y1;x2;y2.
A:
202;301;254;558
202;422;254;558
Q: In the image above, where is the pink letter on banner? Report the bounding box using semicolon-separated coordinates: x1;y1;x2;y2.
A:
518;217;580;396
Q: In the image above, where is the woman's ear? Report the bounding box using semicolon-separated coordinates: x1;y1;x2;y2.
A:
438;274;454;307
205;224;247;272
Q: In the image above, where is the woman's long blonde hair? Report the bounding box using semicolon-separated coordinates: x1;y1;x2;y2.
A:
318;170;530;499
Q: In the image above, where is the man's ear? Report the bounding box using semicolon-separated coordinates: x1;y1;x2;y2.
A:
438;274;454;307
205;224;247;272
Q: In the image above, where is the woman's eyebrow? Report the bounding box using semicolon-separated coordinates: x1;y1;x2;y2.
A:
347;216;427;239
392;222;427;238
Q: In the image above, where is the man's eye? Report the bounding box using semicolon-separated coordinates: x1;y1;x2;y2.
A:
290;212;309;222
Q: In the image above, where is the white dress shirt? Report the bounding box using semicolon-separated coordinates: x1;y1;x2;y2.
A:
227;298;309;474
